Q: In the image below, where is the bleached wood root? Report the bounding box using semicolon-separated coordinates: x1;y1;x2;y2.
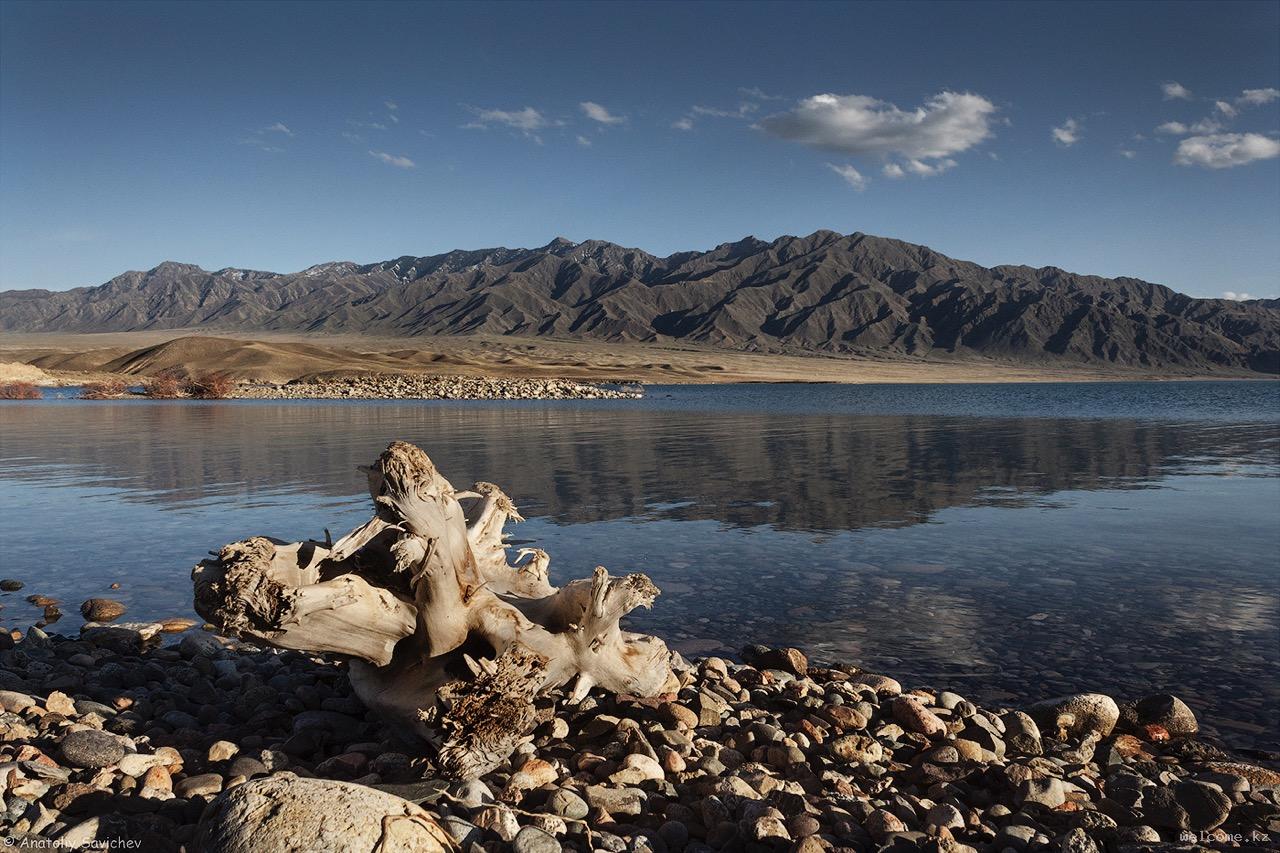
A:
192;440;676;778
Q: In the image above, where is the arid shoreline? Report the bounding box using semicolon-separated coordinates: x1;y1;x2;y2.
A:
0;331;1273;388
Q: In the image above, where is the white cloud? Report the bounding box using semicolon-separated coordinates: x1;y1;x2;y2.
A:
265;122;293;136
1051;118;1081;146
1239;88;1280;106
905;157;956;176
693;103;758;119
369;150;416;169
1189;117;1223;134
1162;81;1192;100
1156;121;1188;135
576;135;592;147
1119;149;1137;159
1214;100;1238;118
825;163;867;191
882;162;905;178
758;91;996;173
580;101;626;125
1174;133;1280;169
1222;291;1252;301
384;100;398;111
738;86;786;101
672;117;695;131
463;106;553;138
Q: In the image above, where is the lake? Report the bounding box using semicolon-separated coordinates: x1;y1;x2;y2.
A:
1;381;1277;750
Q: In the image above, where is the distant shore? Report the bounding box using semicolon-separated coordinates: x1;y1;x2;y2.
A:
1;331;1274;389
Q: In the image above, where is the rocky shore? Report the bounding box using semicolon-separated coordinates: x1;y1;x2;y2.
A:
231;374;642;400
2;626;1277;852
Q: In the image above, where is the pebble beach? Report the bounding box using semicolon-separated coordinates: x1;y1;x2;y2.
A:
1;617;1277;852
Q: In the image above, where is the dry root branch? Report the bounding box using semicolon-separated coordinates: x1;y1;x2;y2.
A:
193;441;676;777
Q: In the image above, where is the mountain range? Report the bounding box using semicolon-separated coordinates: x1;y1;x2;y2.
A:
2;230;1277;373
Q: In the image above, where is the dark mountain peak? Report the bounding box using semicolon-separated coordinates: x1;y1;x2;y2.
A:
2;230;1275;374
148;261;206;276
541;236;579;253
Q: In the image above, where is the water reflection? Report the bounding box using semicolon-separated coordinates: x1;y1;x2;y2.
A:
0;385;1276;750
0;399;1274;533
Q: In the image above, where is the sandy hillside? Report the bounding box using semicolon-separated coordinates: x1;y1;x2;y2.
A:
0;331;1266;386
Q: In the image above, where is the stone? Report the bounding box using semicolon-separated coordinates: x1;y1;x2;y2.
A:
697;690;729;726
0;579;23;591
863;808;906;841
829;734;883;764
1173;781;1232;830
750;815;791;842
1027;694;1120;738
659;702;699;729
545;787;589;820
80;598;127;622
118;753;168;776
142;765;172;793
46;690;77;715
474;805;520;841
175;773;224;798
754;647;808;677
851;673;902;696
439;817;480;848
1134;694;1198;737
822;705;868;731
513;825;562;853
60;729;126;769
509;757;558;790
1017;777;1067;809
892;696;947;738
1001;711;1043;756
617;752;664;782
926;803;964;831
585;785;645;816
208;741;239;762
0;690;35;713
1058;827;1100;853
195;774;454;852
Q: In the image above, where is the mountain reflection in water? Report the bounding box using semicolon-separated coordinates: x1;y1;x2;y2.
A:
1;382;1276;749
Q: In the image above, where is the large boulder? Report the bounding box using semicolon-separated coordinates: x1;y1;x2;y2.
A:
1027;693;1119;738
195;774;453;853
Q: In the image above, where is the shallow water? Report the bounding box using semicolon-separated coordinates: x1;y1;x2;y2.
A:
2;382;1277;749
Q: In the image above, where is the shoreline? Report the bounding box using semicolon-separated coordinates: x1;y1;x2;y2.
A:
2;625;1276;850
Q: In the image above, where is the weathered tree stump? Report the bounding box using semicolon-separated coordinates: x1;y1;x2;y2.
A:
192;441;676;777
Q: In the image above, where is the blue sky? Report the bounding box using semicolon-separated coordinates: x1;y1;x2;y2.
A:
1;0;1277;298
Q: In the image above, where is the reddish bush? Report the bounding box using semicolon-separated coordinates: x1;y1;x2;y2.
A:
80;380;127;399
0;381;41;400
141;374;183;399
184;372;234;399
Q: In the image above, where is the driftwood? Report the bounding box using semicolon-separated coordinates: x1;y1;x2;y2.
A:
192;441;677;778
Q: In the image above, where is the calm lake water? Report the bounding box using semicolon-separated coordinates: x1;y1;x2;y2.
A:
1;382;1277;750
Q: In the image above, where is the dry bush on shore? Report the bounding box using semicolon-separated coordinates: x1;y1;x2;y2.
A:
0;381;42;399
184;372;234;399
80;380;128;399
141;374;183;399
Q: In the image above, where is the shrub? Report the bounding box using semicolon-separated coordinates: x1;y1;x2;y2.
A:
80;380;127;400
184;371;234;399
0;381;41;400
141;374;183;399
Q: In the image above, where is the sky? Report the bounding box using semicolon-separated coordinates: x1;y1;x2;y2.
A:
1;0;1278;299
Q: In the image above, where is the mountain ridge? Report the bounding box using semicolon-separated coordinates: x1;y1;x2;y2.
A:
3;230;1277;373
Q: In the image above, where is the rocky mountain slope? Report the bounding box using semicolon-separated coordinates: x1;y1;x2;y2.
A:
3;231;1277;373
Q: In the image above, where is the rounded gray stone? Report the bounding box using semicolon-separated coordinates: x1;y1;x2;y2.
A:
60;729;126;769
